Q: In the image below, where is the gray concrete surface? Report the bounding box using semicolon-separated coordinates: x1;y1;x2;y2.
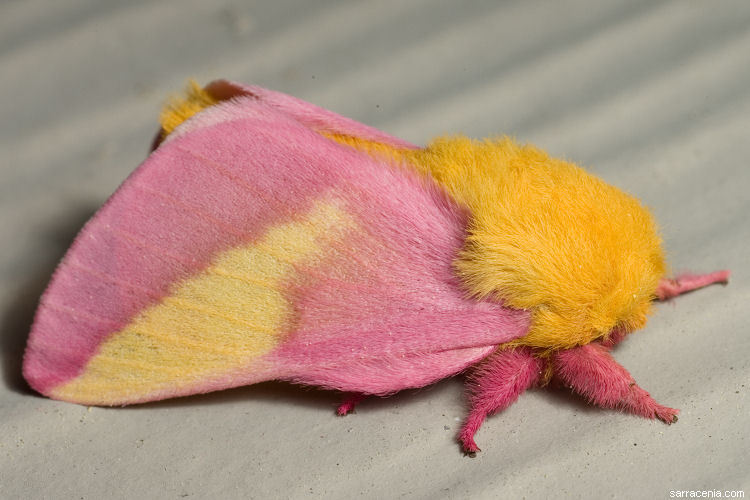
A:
1;1;747;498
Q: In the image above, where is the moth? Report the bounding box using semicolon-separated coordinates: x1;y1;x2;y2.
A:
23;80;728;454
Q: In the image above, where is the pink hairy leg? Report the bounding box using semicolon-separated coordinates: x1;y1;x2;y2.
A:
656;271;730;301
554;343;678;423
336;392;366;416
459;347;544;455
600;327;628;349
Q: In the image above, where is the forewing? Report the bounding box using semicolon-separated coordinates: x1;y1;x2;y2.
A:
23;96;528;405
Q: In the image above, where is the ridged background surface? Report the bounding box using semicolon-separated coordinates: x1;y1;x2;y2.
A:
1;1;747;498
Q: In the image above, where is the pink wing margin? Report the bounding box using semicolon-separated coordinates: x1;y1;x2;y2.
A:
24;83;530;404
152;79;418;152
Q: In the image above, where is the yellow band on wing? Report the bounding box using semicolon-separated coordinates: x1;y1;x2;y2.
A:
52;198;354;405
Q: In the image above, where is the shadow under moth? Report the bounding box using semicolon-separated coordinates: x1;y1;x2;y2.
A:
23;80;729;454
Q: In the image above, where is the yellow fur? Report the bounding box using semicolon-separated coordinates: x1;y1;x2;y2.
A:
329;134;666;351
52;199;355;404
159;80;219;136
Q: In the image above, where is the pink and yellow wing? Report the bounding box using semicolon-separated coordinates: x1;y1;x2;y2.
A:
23;86;529;406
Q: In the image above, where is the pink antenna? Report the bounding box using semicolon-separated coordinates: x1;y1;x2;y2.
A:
656;270;730;301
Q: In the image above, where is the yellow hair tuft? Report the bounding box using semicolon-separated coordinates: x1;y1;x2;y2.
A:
159;79;219;136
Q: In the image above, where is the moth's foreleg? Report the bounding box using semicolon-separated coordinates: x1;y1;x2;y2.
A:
554;343;678;423
336;392;366;416
459;347;543;455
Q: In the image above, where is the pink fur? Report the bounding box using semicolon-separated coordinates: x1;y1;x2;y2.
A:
458;337;684;453
600;326;629;349
553;343;678;423
262;134;529;393
204;80;418;149
336;393;365;416
24;99;340;394
23;93;530;400
458;347;543;454
656;271;730;300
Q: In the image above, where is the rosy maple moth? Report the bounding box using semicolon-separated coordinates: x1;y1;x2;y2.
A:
23;79;729;454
